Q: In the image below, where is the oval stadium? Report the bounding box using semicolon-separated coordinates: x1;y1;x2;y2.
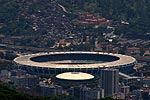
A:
14;51;136;74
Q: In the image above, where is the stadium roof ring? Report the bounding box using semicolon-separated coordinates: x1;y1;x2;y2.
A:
14;51;136;74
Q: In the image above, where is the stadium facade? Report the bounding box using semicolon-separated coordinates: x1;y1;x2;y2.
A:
14;52;136;75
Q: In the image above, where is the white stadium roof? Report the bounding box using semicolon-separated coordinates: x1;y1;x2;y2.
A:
14;51;136;69
56;72;94;81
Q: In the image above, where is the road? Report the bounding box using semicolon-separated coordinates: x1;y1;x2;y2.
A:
58;3;70;13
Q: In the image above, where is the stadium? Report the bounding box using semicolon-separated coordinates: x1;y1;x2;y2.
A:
14;51;136;76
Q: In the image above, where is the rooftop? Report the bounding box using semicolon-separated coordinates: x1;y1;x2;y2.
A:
56;72;94;81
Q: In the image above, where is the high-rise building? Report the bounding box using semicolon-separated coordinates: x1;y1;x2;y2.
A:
101;68;119;97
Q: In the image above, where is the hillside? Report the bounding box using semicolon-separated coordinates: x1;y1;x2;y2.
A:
0;82;120;100
0;82;60;100
0;0;150;36
0;0;150;50
0;0;74;36
57;0;150;35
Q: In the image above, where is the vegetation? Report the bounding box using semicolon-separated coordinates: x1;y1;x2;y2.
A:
0;51;17;60
0;82;60;100
0;82;120;100
0;0;150;36
57;0;150;35
0;0;33;35
139;65;150;71
0;82;78;100
95;98;121;100
0;61;12;71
